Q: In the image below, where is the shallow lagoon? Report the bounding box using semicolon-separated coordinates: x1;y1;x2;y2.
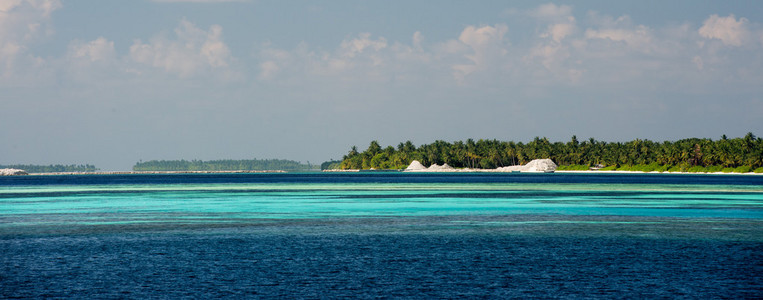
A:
1;173;762;298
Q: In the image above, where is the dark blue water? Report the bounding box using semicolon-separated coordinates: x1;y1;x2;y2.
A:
2;173;762;298
2;232;761;299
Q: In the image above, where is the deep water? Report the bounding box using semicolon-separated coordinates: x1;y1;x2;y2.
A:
2;232;760;298
1;173;762;298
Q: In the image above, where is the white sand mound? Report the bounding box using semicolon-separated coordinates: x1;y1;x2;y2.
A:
405;160;427;171
405;159;557;172
427;163;456;172
495;159;557;172
496;165;523;172
522;159;558;172
405;161;458;172
0;168;28;176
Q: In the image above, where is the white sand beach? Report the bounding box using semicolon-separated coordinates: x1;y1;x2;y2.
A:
401;160;763;175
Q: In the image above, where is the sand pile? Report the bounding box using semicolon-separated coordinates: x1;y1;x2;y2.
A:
495;165;523;172
405;160;427;171
496;159;557;172
405;159;557;173
0;168;28;176
427;163;456;172
522;159;557;172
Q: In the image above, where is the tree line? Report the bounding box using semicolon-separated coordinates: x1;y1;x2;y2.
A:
338;133;763;173
133;159;313;171
0;164;99;173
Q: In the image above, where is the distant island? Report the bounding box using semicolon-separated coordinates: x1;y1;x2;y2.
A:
133;159;314;172
0;164;98;173
335;133;763;174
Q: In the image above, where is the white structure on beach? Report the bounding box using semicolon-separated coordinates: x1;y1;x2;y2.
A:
0;168;29;176
496;159;557;173
404;159;557;173
405;160;427;171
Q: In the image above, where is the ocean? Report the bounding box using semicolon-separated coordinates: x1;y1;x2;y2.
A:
1;173;761;298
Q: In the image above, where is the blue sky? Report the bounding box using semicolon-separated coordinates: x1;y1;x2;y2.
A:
1;1;762;170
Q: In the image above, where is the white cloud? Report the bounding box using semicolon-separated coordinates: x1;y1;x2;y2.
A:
585;24;654;51
583;13;673;56
452;24;509;80
0;0;61;79
324;32;390;74
260;33;398;81
543;23;575;43
254;3;763;95
412;31;424;50
0;1;23;12
699;14;750;46
129;19;233;77
526;42;575;79
259;60;279;79
68;37;116;62
257;45;294;80
236;3;763;109
62;37;121;82
339;32;387;58
257;31;444;87
524;6;582;83
200;25;230;67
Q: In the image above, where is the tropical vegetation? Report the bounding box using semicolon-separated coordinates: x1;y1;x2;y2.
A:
133;159;313;171
320;160;343;170
338;133;763;173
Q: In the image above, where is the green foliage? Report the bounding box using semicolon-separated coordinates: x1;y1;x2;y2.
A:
655;164;671;172
754;167;763;173
132;159;311;171
686;166;707;173
706;165;724;173
338;133;763;171
320;160;343;170
734;166;752;173
618;163;665;172
556;165;590;171
0;164;98;173
642;163;663;172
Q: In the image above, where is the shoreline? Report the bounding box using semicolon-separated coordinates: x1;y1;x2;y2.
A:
555;170;763;176
324;169;763;175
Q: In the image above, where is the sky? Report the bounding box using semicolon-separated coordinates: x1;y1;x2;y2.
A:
1;0;762;170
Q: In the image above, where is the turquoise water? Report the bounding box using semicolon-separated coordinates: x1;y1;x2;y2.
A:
1;174;761;240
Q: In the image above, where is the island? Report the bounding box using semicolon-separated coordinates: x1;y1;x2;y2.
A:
330;134;763;174
133;159;314;172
